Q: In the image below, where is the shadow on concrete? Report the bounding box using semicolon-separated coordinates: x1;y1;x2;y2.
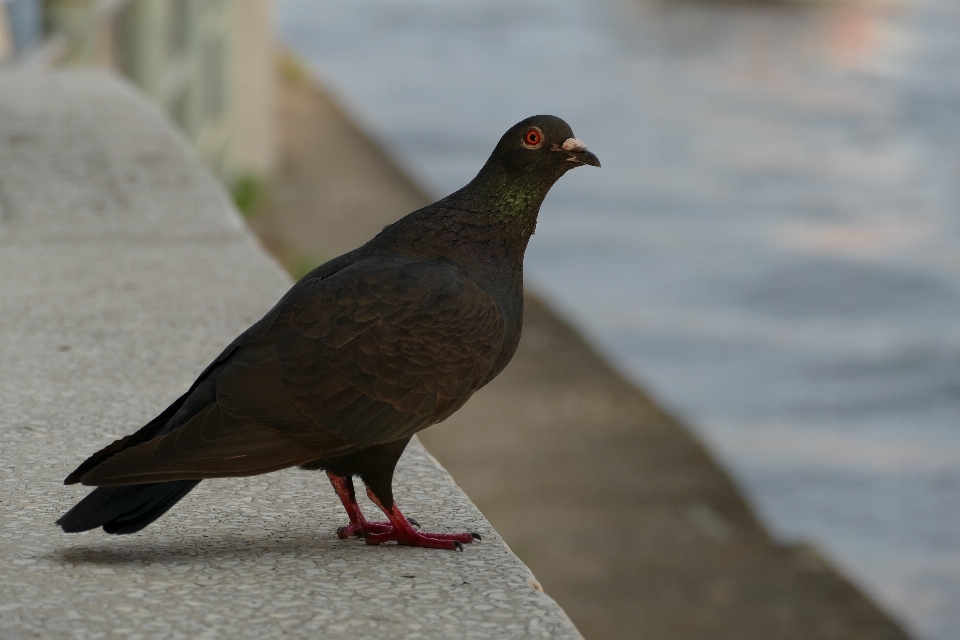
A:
51;534;364;565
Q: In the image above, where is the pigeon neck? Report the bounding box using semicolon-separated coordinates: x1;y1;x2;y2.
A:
375;161;558;293
451;162;557;241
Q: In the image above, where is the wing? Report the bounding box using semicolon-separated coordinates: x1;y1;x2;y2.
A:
79;257;506;486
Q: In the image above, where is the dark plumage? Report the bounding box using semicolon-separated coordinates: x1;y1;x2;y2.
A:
57;115;599;550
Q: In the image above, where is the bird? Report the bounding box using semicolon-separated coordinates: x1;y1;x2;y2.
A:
57;115;600;551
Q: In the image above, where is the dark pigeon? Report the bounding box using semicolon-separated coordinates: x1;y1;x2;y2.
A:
57;115;600;550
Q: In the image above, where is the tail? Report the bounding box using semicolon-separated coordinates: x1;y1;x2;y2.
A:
57;480;200;534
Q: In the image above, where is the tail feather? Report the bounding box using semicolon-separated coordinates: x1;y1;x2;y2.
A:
57;480;200;535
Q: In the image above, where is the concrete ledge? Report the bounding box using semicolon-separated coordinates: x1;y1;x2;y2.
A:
0;71;581;639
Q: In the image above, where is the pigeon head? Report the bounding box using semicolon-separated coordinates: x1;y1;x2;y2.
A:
490;115;601;178
392;116;600;254
450;115;600;235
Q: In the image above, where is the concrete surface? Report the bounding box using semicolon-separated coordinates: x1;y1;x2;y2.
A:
247;56;915;640
0;70;580;639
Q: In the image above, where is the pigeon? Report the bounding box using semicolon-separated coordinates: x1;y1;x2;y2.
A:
57;115;599;550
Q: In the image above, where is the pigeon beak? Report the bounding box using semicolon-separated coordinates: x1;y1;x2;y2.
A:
557;137;601;168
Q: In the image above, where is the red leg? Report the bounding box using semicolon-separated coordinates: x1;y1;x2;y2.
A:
326;472;392;538
363;487;480;551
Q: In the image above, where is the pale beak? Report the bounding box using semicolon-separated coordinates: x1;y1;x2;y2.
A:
557;137;601;167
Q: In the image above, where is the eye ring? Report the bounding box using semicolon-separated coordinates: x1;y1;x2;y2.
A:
521;127;544;149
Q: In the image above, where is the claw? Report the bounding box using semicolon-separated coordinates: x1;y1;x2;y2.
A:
454;541;464;552
470;531;481;541
407;517;420;528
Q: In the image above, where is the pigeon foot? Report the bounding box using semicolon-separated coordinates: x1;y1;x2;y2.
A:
364;489;478;551
364;528;474;550
336;520;393;539
336;516;422;539
363;518;476;550
328;471;393;538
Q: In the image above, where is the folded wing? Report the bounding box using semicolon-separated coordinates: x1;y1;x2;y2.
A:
78;257;505;486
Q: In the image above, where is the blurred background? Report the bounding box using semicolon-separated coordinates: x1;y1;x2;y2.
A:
4;1;959;639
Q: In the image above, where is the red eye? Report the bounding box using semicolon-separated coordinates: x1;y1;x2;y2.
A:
523;128;543;148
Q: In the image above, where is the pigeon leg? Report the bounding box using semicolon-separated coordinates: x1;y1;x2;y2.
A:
362;486;479;551
326;471;392;538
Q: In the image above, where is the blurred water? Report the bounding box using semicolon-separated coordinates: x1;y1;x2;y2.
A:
277;1;960;638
